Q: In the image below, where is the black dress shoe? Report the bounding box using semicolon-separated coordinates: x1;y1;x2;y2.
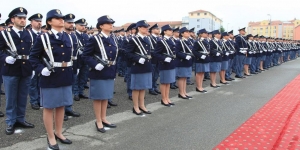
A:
229;78;235;80
225;78;232;81
139;107;152;114
154;89;161;94
220;81;229;85
5;125;15;135
178;94;189;99
161;100;171;107
108;101;118;106
95;122;106;133
149;90;158;95
210;84;220;88
65;111;80;117
0;111;4;117
15;121;35;128
107;104;111;108
170;85;177;89
250;72;258;75
244;73;252;76
203;79;206;81
31;104;40;110
84;85;89;89
47;137;59;150
186;95;193;99
174;85;178;88
128;96;132;100
1;91;5;95
79;94;88;99
55;134;72;144
102;122;117;128
168;102;175;105
204;77;210;79
196;88;207;93
187;82;194;85
132;108;143;115
64;115;68;121
74;95;80;101
235;75;243;78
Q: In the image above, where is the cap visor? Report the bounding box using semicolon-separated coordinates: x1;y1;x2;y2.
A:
15;13;27;17
33;18;42;21
64;19;74;23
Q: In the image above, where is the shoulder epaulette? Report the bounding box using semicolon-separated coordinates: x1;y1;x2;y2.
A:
48;31;52;34
7;28;11;32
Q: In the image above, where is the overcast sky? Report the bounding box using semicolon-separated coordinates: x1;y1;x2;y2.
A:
0;0;299;33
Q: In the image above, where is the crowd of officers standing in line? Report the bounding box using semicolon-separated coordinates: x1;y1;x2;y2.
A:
0;7;299;150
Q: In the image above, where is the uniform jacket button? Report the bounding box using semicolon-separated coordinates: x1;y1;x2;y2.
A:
23;62;25;64
62;69;64;71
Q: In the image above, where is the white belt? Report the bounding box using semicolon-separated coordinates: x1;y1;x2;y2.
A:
16;55;29;60
239;48;248;50
52;62;72;67
72;56;77;60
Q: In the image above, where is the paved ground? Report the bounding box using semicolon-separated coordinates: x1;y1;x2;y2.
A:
0;58;299;150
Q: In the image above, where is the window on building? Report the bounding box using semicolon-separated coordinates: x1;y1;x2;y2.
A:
197;13;200;16
273;30;276;33
197;19;200;22
197;25;200;28
204;13;207;15
274;26;276;29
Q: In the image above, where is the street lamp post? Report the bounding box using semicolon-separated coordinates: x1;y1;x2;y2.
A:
268;14;271;37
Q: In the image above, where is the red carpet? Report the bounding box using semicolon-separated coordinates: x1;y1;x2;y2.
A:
213;75;300;150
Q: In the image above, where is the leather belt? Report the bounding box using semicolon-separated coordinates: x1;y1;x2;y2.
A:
16;55;29;60
52;62;72;67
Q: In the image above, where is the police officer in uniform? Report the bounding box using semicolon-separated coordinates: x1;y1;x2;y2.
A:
209;30;223;88
73;18;89;101
27;13;43;110
126;20;153;115
170;27;179;89
124;23;136;100
234;27;248;78
225;30;236;81
117;28;126;77
153;24;176;106
5;18;14;27
0;22;6;31
41;25;48;33
148;23;161;95
82;15;117;132
0;7;35;135
63;13;81;121
30;9;73;149
0;13;4;117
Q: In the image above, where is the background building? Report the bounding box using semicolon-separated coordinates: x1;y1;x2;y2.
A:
248;19;300;40
115;9;222;33
182;10;223;32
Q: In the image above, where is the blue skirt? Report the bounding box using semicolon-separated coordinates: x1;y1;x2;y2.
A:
221;61;229;71
244;57;252;65
195;63;210;73
176;67;192;78
40;86;72;109
131;72;152;90
89;79;114;100
210;62;221;72
160;69;176;84
261;55;266;61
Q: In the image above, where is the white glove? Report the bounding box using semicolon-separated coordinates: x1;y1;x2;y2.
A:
249;51;253;54
230;51;235;54
185;55;192;60
216;53;221;56
41;67;51;76
225;52;230;56
77;69;80;75
201;55;206;59
138;58;145;64
95;63;104;71
31;71;35;79
5;56;16;64
164;57;172;63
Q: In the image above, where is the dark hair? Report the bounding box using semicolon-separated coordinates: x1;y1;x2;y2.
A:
46;19;52;30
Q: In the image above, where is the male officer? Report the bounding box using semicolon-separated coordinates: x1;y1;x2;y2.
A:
41;25;47;33
234;27;248;78
170;27;179;89
0;13;4;117
225;30;236;81
0;22;6;31
73;18;89;101
0;7;35;135
124;23;136;100
63;13;81;121
148;23;160;95
117;28;126;77
27;13;43;110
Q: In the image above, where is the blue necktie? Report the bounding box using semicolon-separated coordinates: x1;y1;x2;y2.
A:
143;37;150;45
18;31;23;37
57;32;63;40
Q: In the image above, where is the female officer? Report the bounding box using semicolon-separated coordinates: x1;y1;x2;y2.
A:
192;29;210;93
30;9;73;150
82;15;117;133
126;20;152;115
176;27;193;99
209;30;223;88
219;32;230;84
153;24;176;106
